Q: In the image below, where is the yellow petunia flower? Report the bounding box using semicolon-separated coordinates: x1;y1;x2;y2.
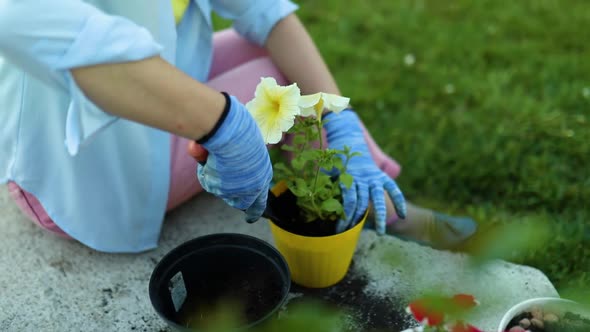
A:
299;92;350;119
246;77;301;144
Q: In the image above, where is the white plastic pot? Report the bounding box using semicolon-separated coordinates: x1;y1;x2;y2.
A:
497;297;587;332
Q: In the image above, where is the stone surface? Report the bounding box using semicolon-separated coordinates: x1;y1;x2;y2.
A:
0;187;558;331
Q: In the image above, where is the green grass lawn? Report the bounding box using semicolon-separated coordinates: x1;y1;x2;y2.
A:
293;0;590;290
218;0;589;290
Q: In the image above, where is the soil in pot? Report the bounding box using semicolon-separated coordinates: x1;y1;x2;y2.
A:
266;189;338;237
505;306;590;332
172;247;285;329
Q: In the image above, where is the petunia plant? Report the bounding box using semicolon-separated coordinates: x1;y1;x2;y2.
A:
246;77;357;224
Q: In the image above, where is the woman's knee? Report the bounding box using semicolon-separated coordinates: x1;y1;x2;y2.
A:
209;29;269;80
207;57;288;103
7;182;71;238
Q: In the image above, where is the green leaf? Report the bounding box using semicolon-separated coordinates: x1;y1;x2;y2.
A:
301;150;321;161
319;157;334;170
293;134;308;146
291;155;306;171
280;144;297;152
273;162;291;173
333;157;344;171
289;178;310;197
350;151;362;158
321;198;342;212
339;173;354;189
272;162;294;180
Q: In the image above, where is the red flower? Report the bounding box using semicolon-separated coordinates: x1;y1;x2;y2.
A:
406;298;445;326
407;294;481;328
452;294;480;309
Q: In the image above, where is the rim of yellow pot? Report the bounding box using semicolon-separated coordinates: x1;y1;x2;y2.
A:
269;208;368;240
269;180;369;239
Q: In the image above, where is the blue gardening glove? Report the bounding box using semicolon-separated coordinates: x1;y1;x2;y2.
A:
324;109;407;234
197;93;273;223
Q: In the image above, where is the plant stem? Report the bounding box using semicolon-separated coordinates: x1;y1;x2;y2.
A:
311;119;325;195
312;120;324;219
343;153;351;175
316;119;324;150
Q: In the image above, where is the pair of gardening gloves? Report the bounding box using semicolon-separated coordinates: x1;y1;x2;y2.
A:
192;94;403;232
193;94;475;249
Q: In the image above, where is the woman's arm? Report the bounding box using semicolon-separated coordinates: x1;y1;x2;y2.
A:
265;14;341;96
71;57;225;141
0;0;224;141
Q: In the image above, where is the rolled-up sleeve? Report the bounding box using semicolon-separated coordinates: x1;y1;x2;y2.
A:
0;0;163;155
211;0;299;46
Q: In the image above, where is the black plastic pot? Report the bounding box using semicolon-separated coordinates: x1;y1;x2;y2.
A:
149;233;291;331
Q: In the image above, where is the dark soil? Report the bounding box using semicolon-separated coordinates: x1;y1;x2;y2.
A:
289;261;413;332
506;310;590;332
173;247;286;329
265;189;338;236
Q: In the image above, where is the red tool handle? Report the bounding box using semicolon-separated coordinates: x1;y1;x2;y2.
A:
188;141;208;165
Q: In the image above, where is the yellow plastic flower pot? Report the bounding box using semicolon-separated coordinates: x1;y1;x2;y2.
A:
268;210;368;289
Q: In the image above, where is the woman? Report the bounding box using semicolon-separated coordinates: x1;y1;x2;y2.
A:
0;0;475;253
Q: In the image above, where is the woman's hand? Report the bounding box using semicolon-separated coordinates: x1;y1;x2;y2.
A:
194;93;273;223
324;110;407;234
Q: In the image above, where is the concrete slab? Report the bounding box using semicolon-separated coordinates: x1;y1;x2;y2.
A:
0;186;558;331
